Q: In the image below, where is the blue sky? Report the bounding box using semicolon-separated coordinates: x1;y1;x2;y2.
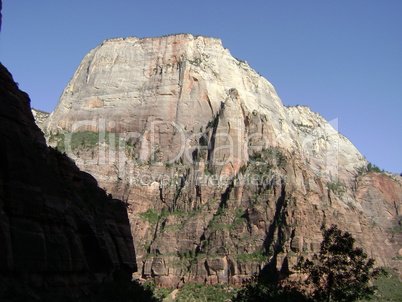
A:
1;0;401;173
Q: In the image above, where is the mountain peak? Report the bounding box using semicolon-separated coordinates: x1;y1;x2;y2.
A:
42;34;402;286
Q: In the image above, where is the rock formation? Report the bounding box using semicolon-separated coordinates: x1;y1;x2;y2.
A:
32;108;50;129
42;34;402;287
0;43;136;302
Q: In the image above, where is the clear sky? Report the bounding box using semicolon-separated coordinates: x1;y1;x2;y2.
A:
1;0;401;174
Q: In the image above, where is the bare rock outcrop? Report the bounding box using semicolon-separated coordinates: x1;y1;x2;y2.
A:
0;61;136;299
31;108;50;128
43;34;402;287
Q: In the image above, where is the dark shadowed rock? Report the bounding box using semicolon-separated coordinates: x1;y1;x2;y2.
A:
0;62;136;299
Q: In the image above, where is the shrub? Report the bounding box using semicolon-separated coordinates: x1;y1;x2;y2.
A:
373;267;402;301
175;283;236;302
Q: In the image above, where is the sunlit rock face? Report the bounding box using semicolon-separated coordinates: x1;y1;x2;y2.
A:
32;108;50;128
44;34;402;286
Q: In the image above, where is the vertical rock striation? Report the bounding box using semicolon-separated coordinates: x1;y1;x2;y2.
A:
43;34;402;286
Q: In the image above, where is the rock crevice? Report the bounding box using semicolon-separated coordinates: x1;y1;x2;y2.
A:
41;34;402;287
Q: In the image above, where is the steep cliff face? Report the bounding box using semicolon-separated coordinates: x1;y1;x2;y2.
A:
43;34;402;287
0;61;136;299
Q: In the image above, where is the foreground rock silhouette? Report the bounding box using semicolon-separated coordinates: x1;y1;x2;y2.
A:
0;3;138;299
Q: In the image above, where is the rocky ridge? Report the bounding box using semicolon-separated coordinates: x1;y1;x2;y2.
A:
42;34;402;287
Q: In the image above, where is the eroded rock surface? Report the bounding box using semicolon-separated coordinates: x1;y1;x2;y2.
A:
43;34;402;286
32;108;50;128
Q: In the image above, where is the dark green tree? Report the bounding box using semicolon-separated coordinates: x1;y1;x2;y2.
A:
295;225;383;302
232;275;310;302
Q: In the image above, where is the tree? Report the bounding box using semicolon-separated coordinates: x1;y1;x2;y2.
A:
295;225;383;302
233;275;310;302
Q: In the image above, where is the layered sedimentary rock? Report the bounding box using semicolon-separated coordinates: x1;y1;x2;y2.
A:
43;34;402;287
0;62;136;299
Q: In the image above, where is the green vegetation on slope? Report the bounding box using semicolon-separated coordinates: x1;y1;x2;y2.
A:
373;267;402;301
